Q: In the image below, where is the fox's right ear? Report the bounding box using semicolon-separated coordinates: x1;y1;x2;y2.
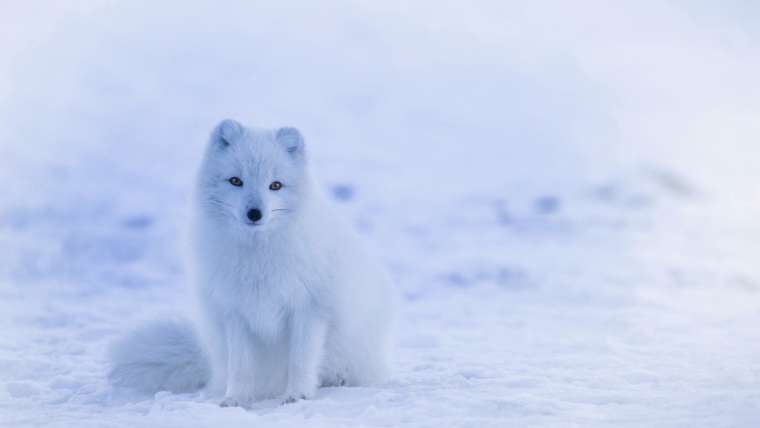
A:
210;119;243;148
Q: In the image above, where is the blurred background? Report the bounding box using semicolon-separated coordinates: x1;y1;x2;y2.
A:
1;1;759;426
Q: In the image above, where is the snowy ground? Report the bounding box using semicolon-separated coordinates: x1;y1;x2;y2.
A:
2;2;760;427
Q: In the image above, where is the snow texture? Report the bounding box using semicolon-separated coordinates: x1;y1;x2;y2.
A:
2;1;760;427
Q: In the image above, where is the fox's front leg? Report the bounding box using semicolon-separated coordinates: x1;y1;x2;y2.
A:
219;317;256;408
282;310;327;404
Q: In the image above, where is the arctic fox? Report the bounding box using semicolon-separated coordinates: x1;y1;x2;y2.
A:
109;119;396;406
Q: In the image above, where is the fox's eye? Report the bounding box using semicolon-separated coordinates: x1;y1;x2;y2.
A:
228;177;243;187
269;181;282;191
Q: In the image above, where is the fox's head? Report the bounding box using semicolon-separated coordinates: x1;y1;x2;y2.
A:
196;119;309;232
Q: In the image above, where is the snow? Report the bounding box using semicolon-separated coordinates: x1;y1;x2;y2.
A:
2;1;760;427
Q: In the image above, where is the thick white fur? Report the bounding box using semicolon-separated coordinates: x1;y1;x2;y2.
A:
109;120;395;407
109;319;210;394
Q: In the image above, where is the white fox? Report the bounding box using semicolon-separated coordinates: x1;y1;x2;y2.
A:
109;120;396;406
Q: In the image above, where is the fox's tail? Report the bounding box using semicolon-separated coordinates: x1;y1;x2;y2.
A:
108;319;210;394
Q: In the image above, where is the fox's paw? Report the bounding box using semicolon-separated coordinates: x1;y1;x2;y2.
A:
321;374;347;387
281;394;307;405
220;396;247;408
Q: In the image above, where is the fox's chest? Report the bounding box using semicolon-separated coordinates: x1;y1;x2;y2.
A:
198;232;327;337
213;256;311;337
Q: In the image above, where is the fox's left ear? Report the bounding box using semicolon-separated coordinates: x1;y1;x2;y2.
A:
275;127;304;157
210;119;244;149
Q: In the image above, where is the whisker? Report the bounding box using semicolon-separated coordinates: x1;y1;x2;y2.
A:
204;198;237;220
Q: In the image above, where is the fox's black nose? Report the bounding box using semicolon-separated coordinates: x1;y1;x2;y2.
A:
247;208;263;222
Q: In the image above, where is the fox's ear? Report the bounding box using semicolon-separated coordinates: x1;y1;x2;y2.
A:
275;127;304;156
210;119;244;148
